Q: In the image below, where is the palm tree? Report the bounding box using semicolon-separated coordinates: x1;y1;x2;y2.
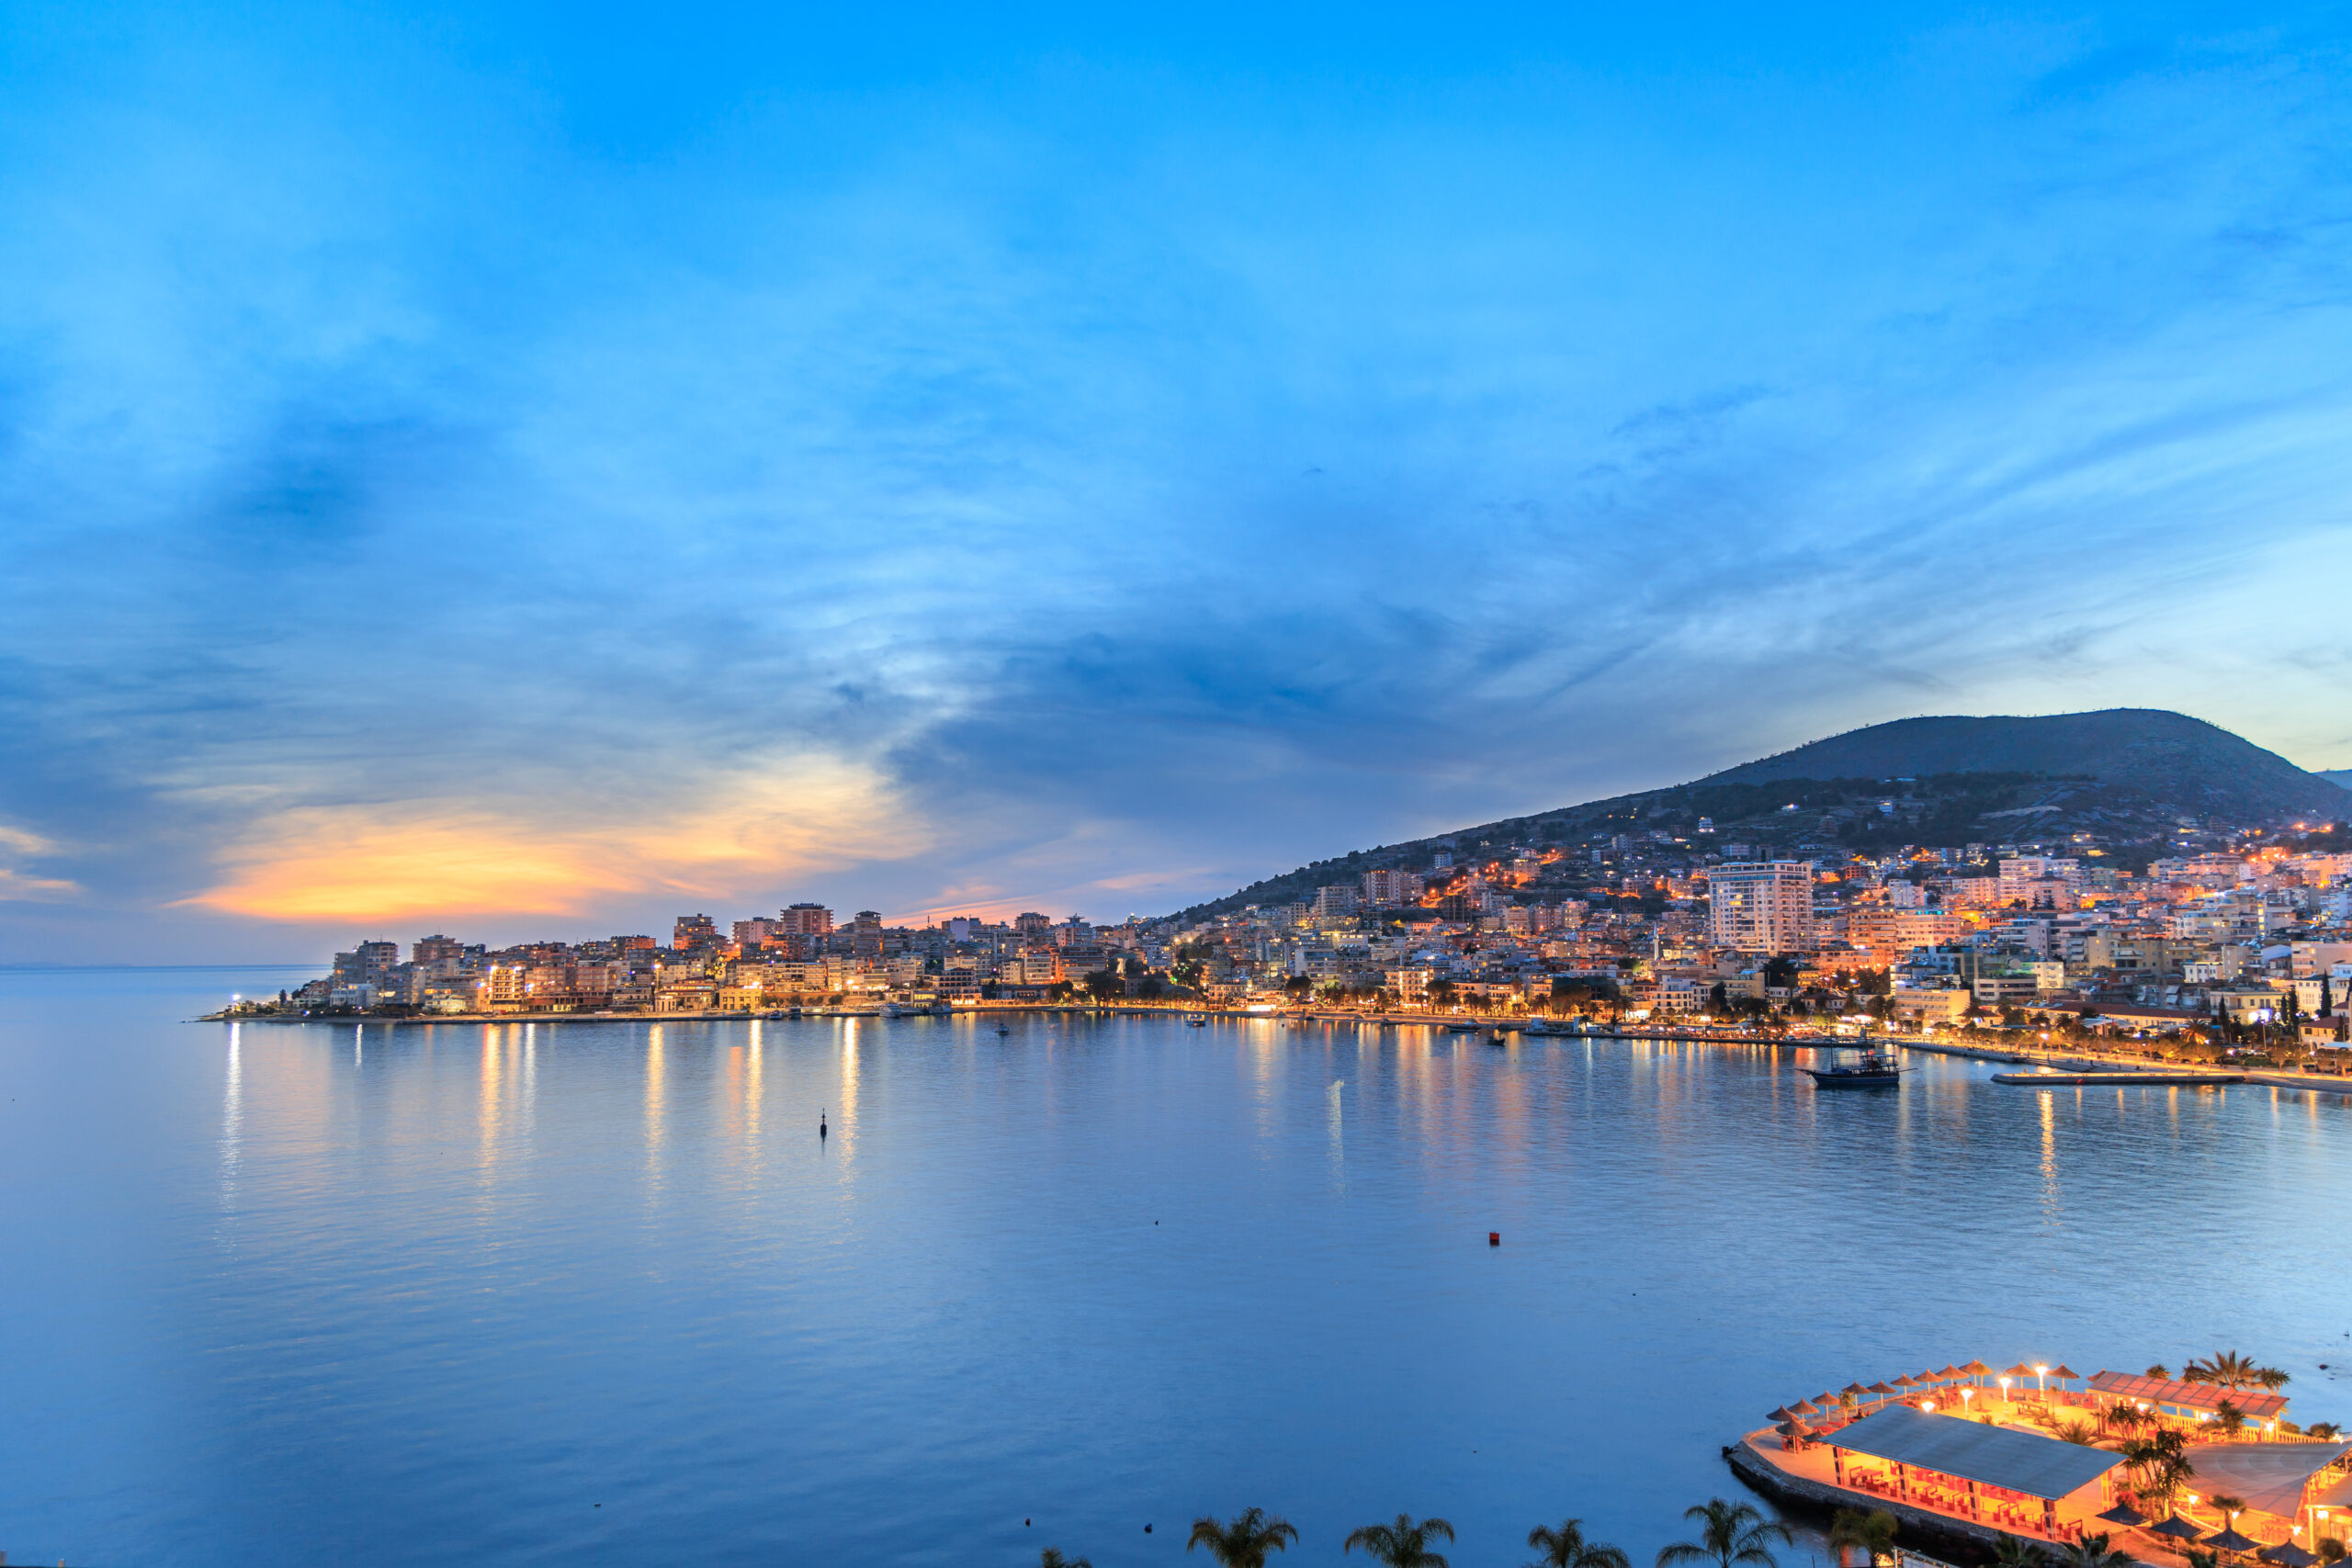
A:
1656;1499;1792;1568
1990;1536;2048;1568
1344;1513;1455;1568
1042;1551;1093;1568
1527;1518;1633;1568
2183;1352;2289;1392
1189;1509;1301;1568
2054;1533;2134;1568
2314;1539;2345;1566
1827;1508;1898;1568
2121;1428;2194;1511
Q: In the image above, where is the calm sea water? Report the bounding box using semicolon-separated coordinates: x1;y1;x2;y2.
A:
4;968;2348;1568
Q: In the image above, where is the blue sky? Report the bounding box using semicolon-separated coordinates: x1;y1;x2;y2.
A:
4;0;2351;960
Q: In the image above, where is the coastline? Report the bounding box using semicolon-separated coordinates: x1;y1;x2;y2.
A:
188;1006;2352;1097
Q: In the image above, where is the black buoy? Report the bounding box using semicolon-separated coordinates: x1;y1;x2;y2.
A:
820;1111;828;1138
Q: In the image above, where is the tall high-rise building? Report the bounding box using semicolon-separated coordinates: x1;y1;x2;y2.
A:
850;910;885;959
780;903;833;935
1013;912;1052;939
673;913;718;950
1361;868;1424;907
1708;862;1816;953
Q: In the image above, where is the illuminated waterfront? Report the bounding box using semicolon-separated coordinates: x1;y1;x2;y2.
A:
3;968;2347;1568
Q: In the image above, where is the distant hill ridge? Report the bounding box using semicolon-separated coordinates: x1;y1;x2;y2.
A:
1169;707;2345;922
1700;709;2341;818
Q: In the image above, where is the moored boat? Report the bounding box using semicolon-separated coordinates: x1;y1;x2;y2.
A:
1802;1046;1904;1088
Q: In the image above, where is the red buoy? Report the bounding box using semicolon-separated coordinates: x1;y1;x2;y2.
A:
1488;1231;1500;1247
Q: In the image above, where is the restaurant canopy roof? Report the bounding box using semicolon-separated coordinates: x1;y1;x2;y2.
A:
2086;1371;2289;1421
1826;1406;2124;1502
2178;1441;2352;1518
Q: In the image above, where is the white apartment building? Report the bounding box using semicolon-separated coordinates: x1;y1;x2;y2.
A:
1707;862;1815;953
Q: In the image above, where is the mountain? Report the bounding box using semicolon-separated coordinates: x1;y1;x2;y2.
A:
2323;770;2352;792
1699;710;2345;821
1170;708;2346;921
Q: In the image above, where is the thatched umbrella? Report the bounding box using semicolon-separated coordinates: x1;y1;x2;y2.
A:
1769;1406;1799;1424
2256;1544;2319;1567
1793;1399;1824;1416
2145;1517;2206;1542
1894;1375;1920;1390
1963;1359;1992;1385
2206;1527;2261;1553
2098;1504;2148;1527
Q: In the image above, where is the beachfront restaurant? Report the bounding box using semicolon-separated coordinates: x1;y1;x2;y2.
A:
1821;1405;2124;1541
2184;1439;2352;1554
2086;1370;2291;1431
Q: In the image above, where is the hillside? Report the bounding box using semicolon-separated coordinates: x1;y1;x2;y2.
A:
1703;710;2345;821
2324;770;2352;792
1169;708;2346;922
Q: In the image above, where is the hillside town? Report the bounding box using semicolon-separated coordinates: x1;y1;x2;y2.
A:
243;813;2352;1062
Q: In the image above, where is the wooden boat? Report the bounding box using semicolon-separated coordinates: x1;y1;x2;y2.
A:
1802;1046;1904;1088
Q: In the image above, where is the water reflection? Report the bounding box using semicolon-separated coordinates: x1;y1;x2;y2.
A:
1328;1077;1346;1196
836;1021;859;1175
219;1021;243;1222
646;1025;667;1190
2039;1090;2062;1225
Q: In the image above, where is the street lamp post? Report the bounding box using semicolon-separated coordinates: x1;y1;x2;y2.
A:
2000;1376;2012;1404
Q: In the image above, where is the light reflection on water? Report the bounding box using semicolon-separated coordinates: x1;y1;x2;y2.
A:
2;970;2348;1568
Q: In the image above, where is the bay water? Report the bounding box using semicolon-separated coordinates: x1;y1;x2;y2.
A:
3;968;2346;1567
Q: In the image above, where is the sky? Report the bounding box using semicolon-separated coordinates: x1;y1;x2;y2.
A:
4;0;2352;962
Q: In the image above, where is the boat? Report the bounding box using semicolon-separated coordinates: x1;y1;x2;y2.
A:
1184;1014;1208;1028
1802;1045;1904;1088
1445;1021;1482;1033
883;996;951;1018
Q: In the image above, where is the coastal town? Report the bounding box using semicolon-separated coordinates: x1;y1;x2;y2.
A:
232;816;2352;1064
